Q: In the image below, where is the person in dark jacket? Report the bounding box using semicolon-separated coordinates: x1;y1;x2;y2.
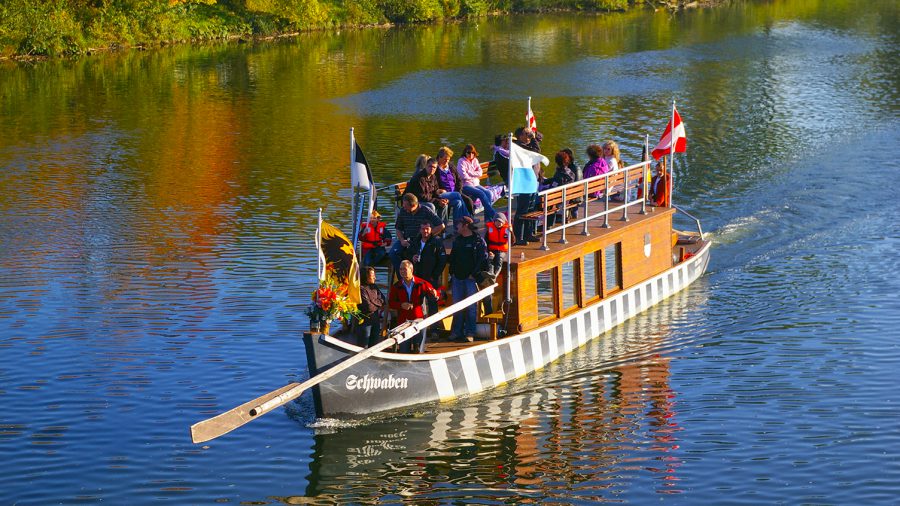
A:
405;157;449;222
403;221;446;317
448;216;489;342
355;266;386;347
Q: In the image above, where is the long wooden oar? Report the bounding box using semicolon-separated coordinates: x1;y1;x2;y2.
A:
190;283;497;444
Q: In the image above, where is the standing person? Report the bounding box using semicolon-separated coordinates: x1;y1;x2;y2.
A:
511;126;544;245
358;210;391;267
355;266;386;347
434;146;473;221
389;260;439;353
448;217;489;343
491;134;511;187
403;221;446;319
456;144;498;221
390;193;445;277
484;213;510;278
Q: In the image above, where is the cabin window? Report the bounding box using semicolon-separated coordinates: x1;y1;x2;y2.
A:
536;268;556;320
583;252;599;300
561;260;578;311
604;243;622;293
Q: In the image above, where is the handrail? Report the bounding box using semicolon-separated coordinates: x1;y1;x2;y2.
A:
673;205;704;240
537;160;652;250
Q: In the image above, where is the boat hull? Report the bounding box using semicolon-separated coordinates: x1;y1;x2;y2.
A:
304;240;711;418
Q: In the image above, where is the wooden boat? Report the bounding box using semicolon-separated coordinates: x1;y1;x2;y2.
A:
303;160;710;418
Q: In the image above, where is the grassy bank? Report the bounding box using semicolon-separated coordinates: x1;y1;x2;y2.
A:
0;0;705;59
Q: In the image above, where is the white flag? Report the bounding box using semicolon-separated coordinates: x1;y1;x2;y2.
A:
509;142;549;194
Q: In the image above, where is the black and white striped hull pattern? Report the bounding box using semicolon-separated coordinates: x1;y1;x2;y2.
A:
304;241;711;418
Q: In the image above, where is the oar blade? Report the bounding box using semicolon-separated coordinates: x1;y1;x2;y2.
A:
190;382;301;444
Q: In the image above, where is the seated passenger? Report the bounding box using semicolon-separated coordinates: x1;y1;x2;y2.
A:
484;212;511;278
583;144;610;198
650;158;671;207
355;266;386;348
390;193;445;277
456;144;500;222
358;210;391;267
405;157;449;222
434;146;473;222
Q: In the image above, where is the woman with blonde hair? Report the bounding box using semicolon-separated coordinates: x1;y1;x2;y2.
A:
601;140;622;172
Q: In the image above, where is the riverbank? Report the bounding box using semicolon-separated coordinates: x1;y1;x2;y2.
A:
0;0;719;60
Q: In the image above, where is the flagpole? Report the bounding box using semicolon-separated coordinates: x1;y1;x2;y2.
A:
527;96;531;128
505;131;514;306
669;100;675;208
317;207;323;287
350;128;359;246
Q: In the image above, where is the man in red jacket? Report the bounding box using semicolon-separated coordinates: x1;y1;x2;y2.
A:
389;260;439;353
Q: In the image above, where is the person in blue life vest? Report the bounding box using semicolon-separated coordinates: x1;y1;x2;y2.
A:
358;210;391;267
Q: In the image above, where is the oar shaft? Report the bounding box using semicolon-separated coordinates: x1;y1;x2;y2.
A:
190;282;498;444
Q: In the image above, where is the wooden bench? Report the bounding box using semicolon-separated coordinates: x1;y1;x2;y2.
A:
519;165;648;223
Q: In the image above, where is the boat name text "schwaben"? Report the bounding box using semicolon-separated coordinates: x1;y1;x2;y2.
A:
346;374;409;393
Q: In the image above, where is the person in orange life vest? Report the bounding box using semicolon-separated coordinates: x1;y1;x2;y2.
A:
388;260;439;353
484;212;510;278
650;158;671;208
358;210;392;267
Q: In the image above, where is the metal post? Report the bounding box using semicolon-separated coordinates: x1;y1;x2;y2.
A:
581;179;590;236
558;186;568;244
602;174;611;228
621;166;629;222
640;134;649;215
540;193;550;250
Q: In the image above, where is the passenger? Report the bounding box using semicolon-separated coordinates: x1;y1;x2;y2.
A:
511;127;542;245
583;144;610;198
405;157;448;221
390;193;445;277
602;140;622;172
650;158;671;207
403;221;447;319
484;212;511;278
388;260;439;353
456;143;499;221
355;266;386;348
491;134;511;186
434;146;473;222
448;216;489;343
413;153;429;178
562;147;580;180
358;210;391;267
540;150;577;190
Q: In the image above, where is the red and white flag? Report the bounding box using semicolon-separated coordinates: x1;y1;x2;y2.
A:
526;97;537;133
651;105;686;160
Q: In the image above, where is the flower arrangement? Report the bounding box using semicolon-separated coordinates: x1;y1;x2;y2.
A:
306;275;361;332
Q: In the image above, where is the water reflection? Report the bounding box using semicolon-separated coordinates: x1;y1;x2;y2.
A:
293;287;701;503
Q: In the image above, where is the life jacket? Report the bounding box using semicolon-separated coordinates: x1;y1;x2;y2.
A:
359;221;387;252
485;221;510;252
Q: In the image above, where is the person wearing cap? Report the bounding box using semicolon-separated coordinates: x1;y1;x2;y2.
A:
358;210;391;267
484;212;511;278
448;216;489;343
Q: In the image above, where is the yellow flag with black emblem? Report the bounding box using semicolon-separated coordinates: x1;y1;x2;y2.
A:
316;220;361;304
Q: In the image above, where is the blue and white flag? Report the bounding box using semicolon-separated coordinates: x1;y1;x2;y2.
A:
509;141;549;195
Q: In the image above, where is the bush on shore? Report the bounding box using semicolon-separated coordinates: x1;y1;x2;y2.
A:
0;0;650;58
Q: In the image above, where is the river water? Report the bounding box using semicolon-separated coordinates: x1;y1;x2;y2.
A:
2;0;899;503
